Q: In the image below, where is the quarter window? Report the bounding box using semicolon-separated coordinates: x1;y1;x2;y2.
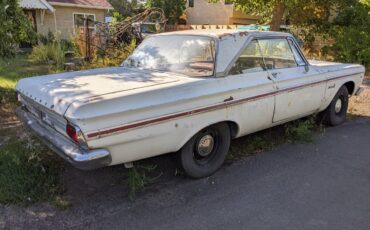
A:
258;39;297;69
229;40;266;75
288;39;306;66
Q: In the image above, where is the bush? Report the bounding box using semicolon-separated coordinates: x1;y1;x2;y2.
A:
30;43;65;69
322;2;370;69
0;0;36;57
38;32;56;45
325;26;370;67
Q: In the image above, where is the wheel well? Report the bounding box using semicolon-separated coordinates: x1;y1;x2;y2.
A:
199;121;239;138
178;121;239;151
226;121;239;138
344;81;355;95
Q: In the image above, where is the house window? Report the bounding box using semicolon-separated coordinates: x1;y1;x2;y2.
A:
189;0;194;7
73;13;96;31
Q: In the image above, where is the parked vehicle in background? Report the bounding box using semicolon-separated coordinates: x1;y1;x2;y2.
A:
133;21;165;37
16;30;365;178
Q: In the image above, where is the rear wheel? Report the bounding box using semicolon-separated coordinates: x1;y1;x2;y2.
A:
321;85;349;126
179;123;231;178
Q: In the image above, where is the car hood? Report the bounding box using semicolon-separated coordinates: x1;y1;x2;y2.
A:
16;67;180;115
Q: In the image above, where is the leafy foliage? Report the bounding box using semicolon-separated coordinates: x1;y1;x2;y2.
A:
210;0;352;31
322;1;370;68
0;0;36;57
108;0;145;18
146;0;186;24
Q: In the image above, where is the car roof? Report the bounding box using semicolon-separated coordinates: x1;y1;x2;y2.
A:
155;29;291;38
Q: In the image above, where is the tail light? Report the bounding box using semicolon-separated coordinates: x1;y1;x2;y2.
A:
66;124;79;143
66;123;88;149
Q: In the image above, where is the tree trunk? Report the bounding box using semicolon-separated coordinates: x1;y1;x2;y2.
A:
270;1;286;31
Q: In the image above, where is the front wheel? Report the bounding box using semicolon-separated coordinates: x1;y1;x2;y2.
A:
321;85;349;126
179;123;231;178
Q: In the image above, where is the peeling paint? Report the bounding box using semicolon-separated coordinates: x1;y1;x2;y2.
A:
218;33;234;39
239;31;248;37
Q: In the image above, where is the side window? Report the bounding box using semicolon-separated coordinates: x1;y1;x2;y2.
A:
229;40;266;75
258;39;297;69
288;39;306;66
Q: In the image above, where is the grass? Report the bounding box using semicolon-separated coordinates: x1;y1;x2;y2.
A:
0;53;55;104
285;115;318;143
0;53;143;205
228;115;323;161
0;54;65;205
127;165;160;201
0;136;64;204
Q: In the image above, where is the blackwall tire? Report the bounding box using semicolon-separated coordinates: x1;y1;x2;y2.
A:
179;123;231;179
322;85;349;126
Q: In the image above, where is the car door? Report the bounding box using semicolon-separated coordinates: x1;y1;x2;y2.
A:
226;39;276;136
257;38;325;123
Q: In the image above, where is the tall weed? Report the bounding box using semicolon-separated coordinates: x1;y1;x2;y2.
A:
30;43;65;69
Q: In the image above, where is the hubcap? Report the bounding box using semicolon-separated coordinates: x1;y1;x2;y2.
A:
335;98;343;113
196;134;215;157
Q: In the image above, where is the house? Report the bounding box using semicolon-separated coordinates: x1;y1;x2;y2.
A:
20;0;113;40
186;0;259;25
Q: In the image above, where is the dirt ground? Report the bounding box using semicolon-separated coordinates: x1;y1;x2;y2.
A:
0;79;370;229
349;79;370;116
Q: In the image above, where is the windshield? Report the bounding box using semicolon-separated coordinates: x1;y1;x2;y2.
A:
123;35;216;77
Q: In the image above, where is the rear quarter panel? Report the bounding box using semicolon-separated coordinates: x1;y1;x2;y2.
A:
309;61;365;111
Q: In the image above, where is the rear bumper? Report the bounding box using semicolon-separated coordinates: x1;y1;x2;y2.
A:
16;107;111;170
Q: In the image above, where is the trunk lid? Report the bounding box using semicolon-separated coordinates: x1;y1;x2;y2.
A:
16;67;180;115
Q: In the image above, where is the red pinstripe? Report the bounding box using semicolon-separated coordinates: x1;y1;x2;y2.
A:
86;72;362;139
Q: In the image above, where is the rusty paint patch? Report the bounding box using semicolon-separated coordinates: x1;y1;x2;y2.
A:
218;33;234;39
239;31;249;37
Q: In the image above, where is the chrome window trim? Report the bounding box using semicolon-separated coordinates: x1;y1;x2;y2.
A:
218;34;311;78
122;34;219;79
227;39;268;76
287;37;309;66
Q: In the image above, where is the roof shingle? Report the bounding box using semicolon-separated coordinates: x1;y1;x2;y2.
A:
20;0;55;11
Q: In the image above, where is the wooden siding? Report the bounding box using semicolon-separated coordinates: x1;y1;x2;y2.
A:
35;5;107;40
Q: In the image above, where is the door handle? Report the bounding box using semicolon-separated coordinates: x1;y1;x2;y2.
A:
224;96;234;102
328;83;336;89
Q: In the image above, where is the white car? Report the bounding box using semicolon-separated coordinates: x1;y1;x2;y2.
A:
16;30;365;178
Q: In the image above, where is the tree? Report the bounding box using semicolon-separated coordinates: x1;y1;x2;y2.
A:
323;0;370;67
0;0;36;57
211;0;350;31
108;0;145;18
146;0;186;24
